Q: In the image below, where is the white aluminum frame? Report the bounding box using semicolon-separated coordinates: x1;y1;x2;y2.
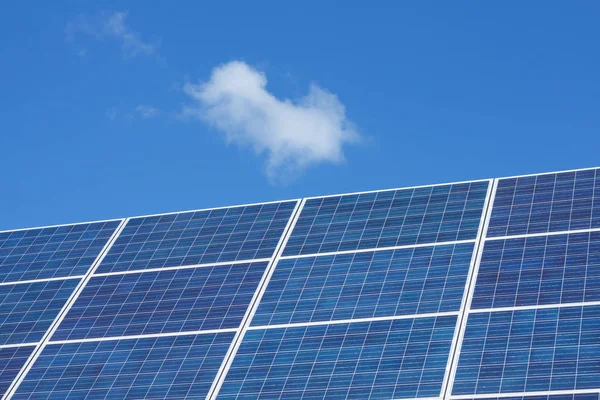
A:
442;179;499;399
206;199;305;400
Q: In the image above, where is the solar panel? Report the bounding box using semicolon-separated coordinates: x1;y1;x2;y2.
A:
456;396;599;400
252;243;474;327
488;169;600;238
13;332;235;400
0;279;79;345
0;347;35;396
52;262;269;341
218;316;457;400
283;181;489;257
453;305;600;395
0;221;121;283
472;231;600;309
4;169;600;400
97;202;297;274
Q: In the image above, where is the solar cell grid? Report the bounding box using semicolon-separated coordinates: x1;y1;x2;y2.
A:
454;395;599;400
488;169;600;238
0;279;79;345
252;243;474;327
283;181;489;257
0;221;121;283
452;305;600;395
218;316;457;400
472;232;600;309
0;346;35;397
97;201;297;274
52;262;269;341
13;332;235;400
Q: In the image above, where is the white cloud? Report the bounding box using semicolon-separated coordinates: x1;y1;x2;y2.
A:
135;105;159;119
182;61;360;181
66;11;157;58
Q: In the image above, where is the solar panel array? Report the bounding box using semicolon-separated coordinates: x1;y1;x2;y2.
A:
0;220;122;399
450;168;600;399
0;167;599;400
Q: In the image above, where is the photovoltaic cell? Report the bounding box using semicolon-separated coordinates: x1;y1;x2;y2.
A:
472;232;600;309
0;279;79;345
252;243;474;327
488;169;600;238
0;346;35;397
453;305;600;395
218;316;457;400
0;221;120;283
283;181;489;257
53;262;269;341
13;332;234;400
456;396;600;400
97;202;297;274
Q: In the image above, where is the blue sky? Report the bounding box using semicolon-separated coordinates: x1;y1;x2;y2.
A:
1;2;599;230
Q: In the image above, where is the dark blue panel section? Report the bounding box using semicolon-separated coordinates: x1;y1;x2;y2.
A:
458;395;599;400
252;243;474;326
488;169;600;237
0;279;79;345
219;316;457;400
53;262;268;341
473;232;600;309
453;305;600;395
14;332;234;400
0;346;35;397
97;202;296;274
284;181;488;256
0;221;120;283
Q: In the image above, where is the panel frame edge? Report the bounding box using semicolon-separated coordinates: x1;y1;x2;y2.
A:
206;199;306;400
441;178;498;399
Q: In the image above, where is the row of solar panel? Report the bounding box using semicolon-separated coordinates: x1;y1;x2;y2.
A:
2;171;597;287
4;226;599;348
0;168;599;399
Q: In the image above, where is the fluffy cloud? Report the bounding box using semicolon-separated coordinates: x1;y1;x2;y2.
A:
182;61;360;181
66;11;157;58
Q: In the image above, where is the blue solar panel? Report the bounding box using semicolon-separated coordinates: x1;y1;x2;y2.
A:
0;221;121;283
252;243;474;327
472;232;600;309
0;279;79;345
458;396;599;400
453;305;600;395
283;181;489;257
97;202;297;274
218;316;457;400
0;346;35;397
53;262;269;341
488;169;600;238
13;332;234;400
